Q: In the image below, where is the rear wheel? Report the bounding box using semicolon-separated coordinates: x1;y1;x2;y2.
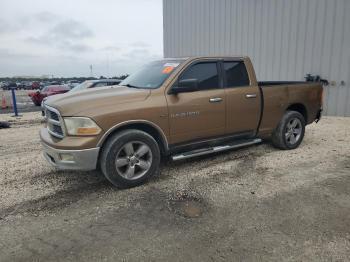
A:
100;129;160;188
271;111;305;150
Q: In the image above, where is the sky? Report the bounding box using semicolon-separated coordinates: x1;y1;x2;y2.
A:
0;0;163;77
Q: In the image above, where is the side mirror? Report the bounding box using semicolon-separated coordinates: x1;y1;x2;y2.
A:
170;79;198;94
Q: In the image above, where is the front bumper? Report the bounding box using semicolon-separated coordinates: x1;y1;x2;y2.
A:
41;142;100;171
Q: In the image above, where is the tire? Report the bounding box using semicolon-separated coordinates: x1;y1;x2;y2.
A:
271;110;306;150
100;129;161;188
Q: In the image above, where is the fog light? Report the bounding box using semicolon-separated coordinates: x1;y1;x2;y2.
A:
59;153;74;162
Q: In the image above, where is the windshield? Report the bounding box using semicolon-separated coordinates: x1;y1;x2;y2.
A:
41;86;51;92
70;81;94;92
120;60;183;89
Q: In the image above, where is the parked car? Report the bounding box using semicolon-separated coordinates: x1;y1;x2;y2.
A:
69;79;122;92
31;82;41;90
44;81;61;87
66;80;81;89
2;82;17;90
40;56;323;188
29;85;70;106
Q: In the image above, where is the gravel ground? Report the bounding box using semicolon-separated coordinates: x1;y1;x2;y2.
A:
0;114;349;261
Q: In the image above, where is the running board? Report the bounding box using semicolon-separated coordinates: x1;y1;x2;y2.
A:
171;138;262;161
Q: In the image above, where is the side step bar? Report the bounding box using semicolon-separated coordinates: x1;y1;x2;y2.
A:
171;138;262;161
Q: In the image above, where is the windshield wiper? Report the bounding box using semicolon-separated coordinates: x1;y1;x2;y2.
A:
123;84;142;89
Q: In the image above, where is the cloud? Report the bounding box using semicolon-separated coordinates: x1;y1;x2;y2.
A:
33;11;60;23
0;0;163;76
50;20;93;39
27;19;94;53
0;48;38;59
19;11;60;25
0;18;17;33
0;48;89;77
123;48;150;59
0;12;61;34
130;41;150;48
100;46;121;52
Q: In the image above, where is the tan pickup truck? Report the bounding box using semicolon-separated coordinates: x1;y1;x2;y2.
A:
41;56;323;188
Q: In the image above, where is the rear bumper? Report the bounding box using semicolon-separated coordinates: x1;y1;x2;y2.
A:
41;142;100;171
315;108;322;123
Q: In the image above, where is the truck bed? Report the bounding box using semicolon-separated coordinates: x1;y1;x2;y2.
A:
258;81;323;137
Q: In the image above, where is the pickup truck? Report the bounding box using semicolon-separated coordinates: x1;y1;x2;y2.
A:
40;56;323;188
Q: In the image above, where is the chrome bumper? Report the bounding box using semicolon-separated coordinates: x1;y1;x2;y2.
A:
41;143;100;171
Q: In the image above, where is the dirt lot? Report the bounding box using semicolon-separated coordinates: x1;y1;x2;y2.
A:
0;113;349;261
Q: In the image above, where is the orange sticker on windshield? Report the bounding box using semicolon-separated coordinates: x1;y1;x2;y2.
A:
162;66;174;74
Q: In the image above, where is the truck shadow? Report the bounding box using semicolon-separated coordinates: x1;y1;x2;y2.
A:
154;142;274;183
0;170;113;220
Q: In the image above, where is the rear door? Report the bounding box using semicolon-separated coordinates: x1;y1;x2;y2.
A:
223;60;261;136
166;60;226;144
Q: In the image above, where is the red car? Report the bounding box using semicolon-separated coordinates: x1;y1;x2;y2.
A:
28;85;70;106
31;82;41;90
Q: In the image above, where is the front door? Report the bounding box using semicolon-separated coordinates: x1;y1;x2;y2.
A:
166;61;226;145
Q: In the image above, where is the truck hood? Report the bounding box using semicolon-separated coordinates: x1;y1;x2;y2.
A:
45;86;151;116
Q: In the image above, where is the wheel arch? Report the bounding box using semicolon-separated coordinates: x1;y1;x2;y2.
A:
97;120;169;156
286;103;308;122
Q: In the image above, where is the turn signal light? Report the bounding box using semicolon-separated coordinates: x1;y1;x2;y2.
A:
77;127;100;135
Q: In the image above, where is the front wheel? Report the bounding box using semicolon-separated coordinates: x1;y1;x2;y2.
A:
100;129;160;188
271;111;305;150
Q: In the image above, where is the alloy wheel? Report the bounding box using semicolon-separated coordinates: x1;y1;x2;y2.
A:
285;118;302;145
115;141;153;180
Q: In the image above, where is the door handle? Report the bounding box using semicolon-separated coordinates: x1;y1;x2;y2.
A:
209;97;223;103
245;94;257;98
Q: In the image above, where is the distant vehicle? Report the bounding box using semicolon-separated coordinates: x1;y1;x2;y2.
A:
2;82;17;90
17;82;26;89
69;79;122;92
24;82;32;90
28;85;70;106
67;80;81;89
26;82;40;90
22;81;39;90
43;81;61;87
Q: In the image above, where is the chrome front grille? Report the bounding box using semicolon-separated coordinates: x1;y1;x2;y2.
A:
43;105;65;139
49;110;60;121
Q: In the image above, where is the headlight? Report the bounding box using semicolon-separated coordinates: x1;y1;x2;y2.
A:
63;117;102;136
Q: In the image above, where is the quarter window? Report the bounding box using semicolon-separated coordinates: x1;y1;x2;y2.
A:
180;62;219;90
224;62;250;87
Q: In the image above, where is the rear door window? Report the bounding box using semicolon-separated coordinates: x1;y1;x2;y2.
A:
223;61;250;87
179;62;219;90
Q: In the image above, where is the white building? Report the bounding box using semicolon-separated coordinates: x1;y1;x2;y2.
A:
163;0;350;116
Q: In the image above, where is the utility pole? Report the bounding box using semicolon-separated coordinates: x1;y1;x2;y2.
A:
90;65;93;77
